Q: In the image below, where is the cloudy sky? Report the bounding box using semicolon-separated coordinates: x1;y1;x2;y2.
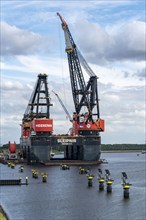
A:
1;0;145;145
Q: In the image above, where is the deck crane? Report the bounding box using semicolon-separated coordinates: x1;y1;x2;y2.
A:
52;90;73;135
52;90;73;122
57;12;104;136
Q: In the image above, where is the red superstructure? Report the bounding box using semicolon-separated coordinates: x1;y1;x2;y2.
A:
8;141;16;153
22;122;31;137
72;113;104;135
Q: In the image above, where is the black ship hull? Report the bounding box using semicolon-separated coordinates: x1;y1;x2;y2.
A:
21;135;101;163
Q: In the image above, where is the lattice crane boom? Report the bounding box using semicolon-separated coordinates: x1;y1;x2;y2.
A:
57;13;100;117
57;12;91;115
57;13;104;134
52;90;73;122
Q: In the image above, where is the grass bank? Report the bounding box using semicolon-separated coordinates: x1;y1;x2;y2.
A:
0;206;8;220
0;212;7;220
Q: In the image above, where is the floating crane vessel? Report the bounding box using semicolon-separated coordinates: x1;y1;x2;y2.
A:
20;13;104;164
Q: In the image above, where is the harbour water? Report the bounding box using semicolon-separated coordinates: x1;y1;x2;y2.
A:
0;152;146;220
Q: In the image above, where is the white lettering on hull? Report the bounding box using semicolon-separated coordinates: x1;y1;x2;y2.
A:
57;139;76;143
35;124;52;127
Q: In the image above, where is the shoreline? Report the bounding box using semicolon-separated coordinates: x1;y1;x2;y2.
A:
0;150;145;165
101;150;145;153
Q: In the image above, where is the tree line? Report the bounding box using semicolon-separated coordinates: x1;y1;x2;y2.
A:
101;144;146;151
0;143;145;152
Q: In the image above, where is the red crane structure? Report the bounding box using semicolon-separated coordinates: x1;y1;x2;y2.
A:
57;13;104;160
20;74;53;163
20;14;104;163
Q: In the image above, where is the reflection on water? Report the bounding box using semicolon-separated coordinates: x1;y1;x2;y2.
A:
0;152;146;220
53;153;64;159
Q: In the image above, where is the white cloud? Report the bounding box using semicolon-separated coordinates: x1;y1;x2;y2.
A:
1;55;69;81
1;21;52;55
108;21;146;61
1;62;30;73
129;110;145;118
103;94;120;101
1;0;145;145
75;20;145;64
1;80;23;90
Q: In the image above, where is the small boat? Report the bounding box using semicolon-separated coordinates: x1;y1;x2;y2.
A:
50;148;55;158
50;152;55;157
141;150;146;154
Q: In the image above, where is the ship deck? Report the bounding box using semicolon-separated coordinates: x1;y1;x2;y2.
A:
43;159;108;166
